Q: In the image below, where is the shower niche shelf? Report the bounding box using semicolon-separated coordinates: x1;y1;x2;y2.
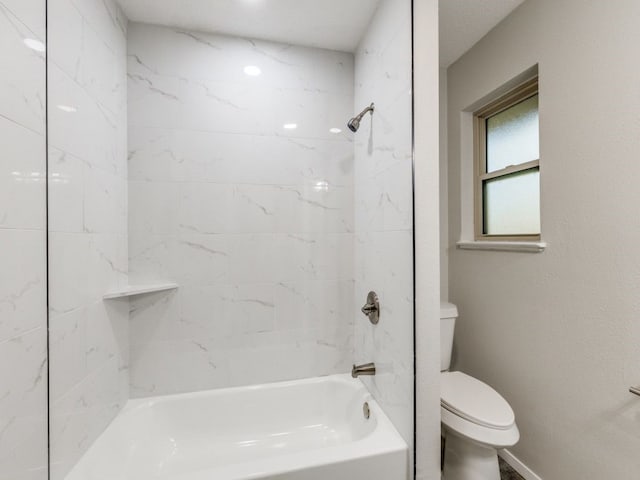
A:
103;283;178;300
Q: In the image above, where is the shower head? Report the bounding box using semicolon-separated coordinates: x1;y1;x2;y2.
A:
348;103;375;132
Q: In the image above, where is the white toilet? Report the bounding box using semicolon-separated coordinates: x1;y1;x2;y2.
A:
440;302;519;480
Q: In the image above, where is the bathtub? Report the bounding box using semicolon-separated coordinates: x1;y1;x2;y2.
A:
66;374;409;480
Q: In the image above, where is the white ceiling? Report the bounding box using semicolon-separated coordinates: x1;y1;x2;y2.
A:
116;0;382;52
117;0;525;66
439;0;526;67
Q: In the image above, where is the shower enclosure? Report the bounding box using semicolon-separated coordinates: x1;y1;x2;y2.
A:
0;0;417;478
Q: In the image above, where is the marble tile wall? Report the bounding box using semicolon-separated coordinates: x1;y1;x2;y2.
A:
0;1;48;479
353;0;414;458
127;23;356;396
47;0;128;478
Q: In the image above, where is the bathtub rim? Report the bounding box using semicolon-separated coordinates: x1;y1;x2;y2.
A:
66;373;409;480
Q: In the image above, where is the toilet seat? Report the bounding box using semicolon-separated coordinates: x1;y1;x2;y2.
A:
440;371;520;448
441;371;514;430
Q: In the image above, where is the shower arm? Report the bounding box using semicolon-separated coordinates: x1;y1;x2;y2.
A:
347;103;375;132
357;103;374;119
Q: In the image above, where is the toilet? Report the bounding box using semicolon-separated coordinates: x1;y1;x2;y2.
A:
440;302;519;480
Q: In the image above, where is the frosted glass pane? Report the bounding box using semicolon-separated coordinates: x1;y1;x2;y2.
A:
486;94;539;172
484;169;540;235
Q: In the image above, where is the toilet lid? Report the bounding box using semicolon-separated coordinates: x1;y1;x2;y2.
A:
441;371;515;430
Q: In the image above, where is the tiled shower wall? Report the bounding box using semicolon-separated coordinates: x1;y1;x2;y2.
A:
0;1;48;479
127;23;356;396
353;0;414;452
47;0;128;478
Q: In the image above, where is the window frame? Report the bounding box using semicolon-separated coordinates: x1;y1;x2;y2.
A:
473;76;540;242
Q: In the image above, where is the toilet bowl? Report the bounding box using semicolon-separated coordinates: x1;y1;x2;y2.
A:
440;302;519;480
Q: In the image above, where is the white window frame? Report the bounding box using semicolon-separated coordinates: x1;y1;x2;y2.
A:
473;76;540;242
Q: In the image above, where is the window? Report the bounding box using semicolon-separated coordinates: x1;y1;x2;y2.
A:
474;77;540;241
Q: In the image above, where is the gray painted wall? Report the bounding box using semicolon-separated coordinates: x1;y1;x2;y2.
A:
446;0;640;478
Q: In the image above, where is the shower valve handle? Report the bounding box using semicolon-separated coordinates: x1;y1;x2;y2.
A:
361;291;380;325
361;303;377;315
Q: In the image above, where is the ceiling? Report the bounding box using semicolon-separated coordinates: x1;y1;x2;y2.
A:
439;0;526;67
116;0;382;52
117;0;525;65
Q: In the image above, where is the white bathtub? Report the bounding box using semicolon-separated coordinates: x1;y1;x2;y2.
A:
66;374;409;480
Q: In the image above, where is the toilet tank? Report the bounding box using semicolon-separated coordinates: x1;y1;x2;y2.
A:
440;301;458;371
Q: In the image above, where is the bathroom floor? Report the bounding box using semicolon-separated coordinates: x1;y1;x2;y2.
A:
499;457;525;480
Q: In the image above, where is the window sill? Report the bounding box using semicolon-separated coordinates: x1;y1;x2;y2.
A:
456;240;547;253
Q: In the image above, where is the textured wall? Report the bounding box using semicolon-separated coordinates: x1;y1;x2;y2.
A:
127;23;355;396
414;2;442;478
447;0;640;478
353;0;414;458
439;67;448;302
0;1;48;479
47;0;129;477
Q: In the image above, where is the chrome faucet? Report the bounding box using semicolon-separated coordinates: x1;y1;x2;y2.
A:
352;362;376;378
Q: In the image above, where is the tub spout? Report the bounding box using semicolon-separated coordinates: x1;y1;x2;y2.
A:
352;362;376;378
